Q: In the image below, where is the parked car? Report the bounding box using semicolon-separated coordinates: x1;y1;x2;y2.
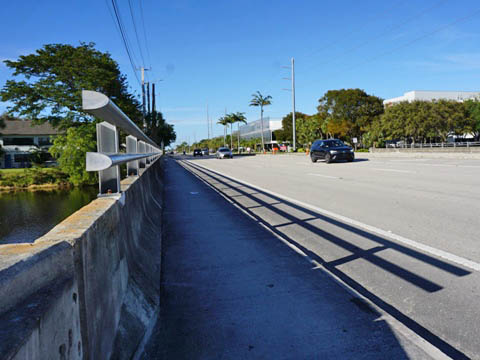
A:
310;139;354;163
193;149;203;156
201;148;209;155
216;147;233;159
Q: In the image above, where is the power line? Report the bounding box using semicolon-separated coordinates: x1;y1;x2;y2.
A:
128;0;146;67
328;7;480;80
257;0;448;95
254;1;405;94
110;0;141;86
303;0;450;71
302;0;405;61
139;0;153;78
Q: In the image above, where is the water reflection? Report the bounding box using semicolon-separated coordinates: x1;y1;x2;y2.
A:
0;187;98;244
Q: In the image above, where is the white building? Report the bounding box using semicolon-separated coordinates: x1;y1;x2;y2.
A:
0;119;60;168
383;90;480;106
238;117;282;142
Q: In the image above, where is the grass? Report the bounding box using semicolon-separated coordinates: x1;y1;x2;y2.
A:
0;168;27;174
0;167;70;188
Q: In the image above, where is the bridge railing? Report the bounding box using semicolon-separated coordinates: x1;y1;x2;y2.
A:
82;90;161;195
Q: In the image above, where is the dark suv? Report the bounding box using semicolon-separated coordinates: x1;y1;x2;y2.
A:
310;139;354;163
193;149;202;156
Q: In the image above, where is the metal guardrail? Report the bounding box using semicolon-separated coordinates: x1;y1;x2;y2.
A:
82;90;161;195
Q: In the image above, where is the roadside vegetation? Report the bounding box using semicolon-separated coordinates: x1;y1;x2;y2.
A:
185;88;480;152
0;167;69;189
0;42;176;187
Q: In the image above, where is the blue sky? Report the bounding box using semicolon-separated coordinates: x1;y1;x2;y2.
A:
1;0;479;145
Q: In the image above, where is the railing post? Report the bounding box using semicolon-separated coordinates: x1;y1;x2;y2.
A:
97;122;120;194
146;144;151;166
138;141;146;168
126;135;138;176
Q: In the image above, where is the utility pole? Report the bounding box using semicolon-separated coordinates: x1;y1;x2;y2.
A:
207;103;210;140
152;83;156;114
138;67;150;130
224;108;227;147
210;108;213;139
146;82;151;115
282;58;296;151
291;57;296;151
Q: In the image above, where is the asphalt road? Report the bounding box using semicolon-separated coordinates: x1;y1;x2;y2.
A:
178;153;480;359
139;157;436;359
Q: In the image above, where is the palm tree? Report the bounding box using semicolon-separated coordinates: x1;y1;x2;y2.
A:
230;112;247;152
217;116;229;147
249;91;272;152
229;115;234;150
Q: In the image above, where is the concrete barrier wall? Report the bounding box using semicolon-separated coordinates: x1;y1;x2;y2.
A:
0;158;164;359
369;147;480;159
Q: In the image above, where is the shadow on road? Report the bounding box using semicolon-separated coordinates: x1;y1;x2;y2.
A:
179;159;471;360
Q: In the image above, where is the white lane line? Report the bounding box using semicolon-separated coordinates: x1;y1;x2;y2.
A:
187;160;480;273
390;159;428;162
373;168;416;174
424;164;456;167
307;173;340;179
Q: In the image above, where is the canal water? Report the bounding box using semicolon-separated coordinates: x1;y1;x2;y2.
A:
0;187;98;244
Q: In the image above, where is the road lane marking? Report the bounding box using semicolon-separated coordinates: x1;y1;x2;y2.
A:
187;160;480;273
307;173;340;179
373;168;416;173
390;159;428;162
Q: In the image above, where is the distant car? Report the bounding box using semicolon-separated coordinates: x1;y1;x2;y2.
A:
310;139;354;163
216;147;233;159
201;148;209;155
193;149;202;156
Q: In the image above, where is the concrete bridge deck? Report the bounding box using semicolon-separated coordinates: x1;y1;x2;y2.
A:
139;158;435;359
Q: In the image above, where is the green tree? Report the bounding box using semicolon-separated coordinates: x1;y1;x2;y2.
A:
49;123;97;186
228;112;247;150
145;111;176;148
0;115;5;157
217;116;229;147
296;113;326;147
0;43;142;184
249;91;272;152
175;141;188;153
275;112;309;143
317;89;384;144
377;100;470;145
464;100;480;140
1;42;141;128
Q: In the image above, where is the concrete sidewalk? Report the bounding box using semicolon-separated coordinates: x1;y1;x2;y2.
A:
139;158;434;359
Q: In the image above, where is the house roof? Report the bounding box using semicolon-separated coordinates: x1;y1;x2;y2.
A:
0;120;61;136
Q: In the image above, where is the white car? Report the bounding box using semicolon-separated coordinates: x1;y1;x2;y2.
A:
216;147;233;159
